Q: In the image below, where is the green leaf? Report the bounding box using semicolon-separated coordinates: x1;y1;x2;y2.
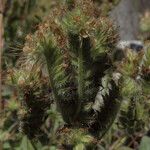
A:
139;136;150;150
81;135;93;143
49;146;57;150
7;100;19;111
3;142;11;149
96;145;105;150
74;143;85;150
19;136;35;150
117;146;133;150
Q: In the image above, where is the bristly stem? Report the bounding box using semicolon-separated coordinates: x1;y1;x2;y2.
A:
78;38;84;100
75;37;84;120
42;43;60;107
45;57;59;103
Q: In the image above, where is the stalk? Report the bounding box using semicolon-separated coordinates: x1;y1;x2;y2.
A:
75;38;84;120
44;53;59;106
0;0;4;112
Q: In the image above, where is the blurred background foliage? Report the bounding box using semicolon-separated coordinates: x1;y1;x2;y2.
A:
3;0;61;68
1;0;150;149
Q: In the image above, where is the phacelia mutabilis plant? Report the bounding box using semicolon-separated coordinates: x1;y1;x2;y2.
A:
10;0;150;140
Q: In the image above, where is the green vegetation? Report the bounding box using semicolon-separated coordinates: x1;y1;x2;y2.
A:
1;0;150;149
